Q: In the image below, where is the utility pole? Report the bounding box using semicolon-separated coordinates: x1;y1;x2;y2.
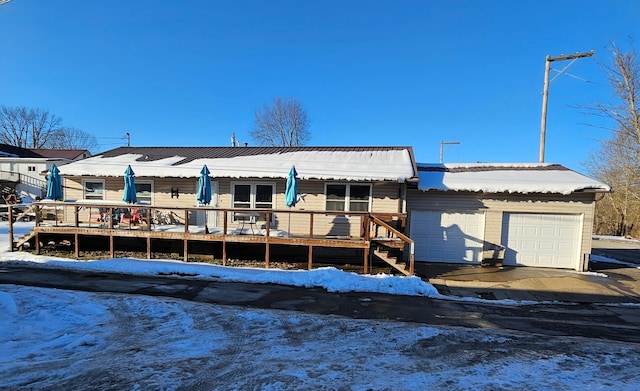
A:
440;141;460;163
539;50;594;162
126;132;130;147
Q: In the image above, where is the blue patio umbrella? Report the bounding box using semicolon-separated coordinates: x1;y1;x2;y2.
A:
285;166;298;207
123;165;137;204
196;165;212;205
284;166;298;235
45;164;63;201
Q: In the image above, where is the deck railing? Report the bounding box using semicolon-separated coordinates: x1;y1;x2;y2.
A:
6;201;411;274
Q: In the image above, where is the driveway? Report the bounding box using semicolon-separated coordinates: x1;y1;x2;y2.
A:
591;237;640;266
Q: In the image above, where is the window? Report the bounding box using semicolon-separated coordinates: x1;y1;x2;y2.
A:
28;166;36;172
83;180;105;200
135;181;153;204
231;182;275;221
325;183;371;212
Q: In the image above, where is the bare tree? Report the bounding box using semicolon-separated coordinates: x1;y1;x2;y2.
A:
0;106;29;147
585;43;640;237
583;43;640;142
250;97;311;147
44;127;99;151
0;106;63;148
587;130;640;236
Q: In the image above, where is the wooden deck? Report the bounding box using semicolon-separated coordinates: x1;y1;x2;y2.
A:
7;202;415;275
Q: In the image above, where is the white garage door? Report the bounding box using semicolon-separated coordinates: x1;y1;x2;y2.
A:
410;210;485;263
501;213;582;269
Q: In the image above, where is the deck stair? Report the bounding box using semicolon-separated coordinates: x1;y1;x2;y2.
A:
368;215;415;276
14;230;35;250
372;245;411;276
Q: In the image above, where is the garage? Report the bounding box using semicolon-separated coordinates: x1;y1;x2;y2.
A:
410;210;485;263
409;163;610;271
501;213;582;269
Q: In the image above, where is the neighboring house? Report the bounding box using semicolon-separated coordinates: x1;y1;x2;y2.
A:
30;149;91;162
57;146;418;237
407;163;611;271
0;144;91;202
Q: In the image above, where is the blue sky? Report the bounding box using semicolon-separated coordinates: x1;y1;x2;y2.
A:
1;1;638;173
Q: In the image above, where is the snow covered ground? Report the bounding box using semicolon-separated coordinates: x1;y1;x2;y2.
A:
1;222;640;390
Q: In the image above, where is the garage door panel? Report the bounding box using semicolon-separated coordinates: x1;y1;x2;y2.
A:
540;227;557;236
411;210;485;264
502;213;581;269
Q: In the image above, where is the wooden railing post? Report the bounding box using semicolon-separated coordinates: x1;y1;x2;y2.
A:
74;206;80;258
222;210;227;266
8;206;13;252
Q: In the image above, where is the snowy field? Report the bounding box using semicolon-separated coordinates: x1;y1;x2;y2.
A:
1;222;640;390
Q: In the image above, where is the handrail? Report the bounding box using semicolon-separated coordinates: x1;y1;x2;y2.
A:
369;214;415;275
369;215;411;243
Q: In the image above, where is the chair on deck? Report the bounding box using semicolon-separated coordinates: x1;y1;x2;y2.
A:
120;208;141;225
4;194;18;205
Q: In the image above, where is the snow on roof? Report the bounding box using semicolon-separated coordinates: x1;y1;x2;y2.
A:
417;163;611;195
58;147;417;182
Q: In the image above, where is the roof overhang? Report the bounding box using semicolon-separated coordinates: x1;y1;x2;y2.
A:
416;163;611;195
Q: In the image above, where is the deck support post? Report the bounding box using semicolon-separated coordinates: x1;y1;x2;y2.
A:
109;235;114;258
147;237;151;259
183;239;188;262
74;233;79;258
222;241;227;266
308;245;313;270
265;243;270;268
363;246;369;274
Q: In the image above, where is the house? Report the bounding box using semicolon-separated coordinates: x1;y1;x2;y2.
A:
0;144;91;202
56;146;418;239
27;147;612;273
407;163;611;271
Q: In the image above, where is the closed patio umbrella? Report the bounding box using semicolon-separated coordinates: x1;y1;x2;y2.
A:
284;166;298;235
45;164;63;201
123;165;137;204
285;166;298;208
196;165;212;205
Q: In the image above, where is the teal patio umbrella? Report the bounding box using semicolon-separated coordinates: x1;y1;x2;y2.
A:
196;165;212;205
45;164;63;201
285;166;298;207
284;165;298;234
123;165;137;204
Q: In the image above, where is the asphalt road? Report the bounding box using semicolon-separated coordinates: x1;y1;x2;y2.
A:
591;238;640;265
2;264;640;343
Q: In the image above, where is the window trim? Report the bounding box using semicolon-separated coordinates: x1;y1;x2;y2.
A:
324;182;372;212
83;179;105;201
134;180;154;205
230;181;276;221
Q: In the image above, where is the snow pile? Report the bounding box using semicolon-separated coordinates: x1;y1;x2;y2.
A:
0;221;439;297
